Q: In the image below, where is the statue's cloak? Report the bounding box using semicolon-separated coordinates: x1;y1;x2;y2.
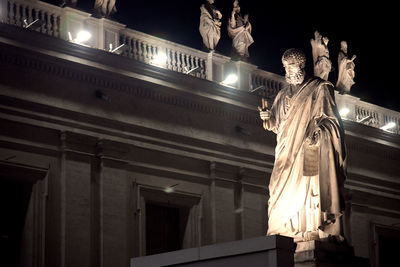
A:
265;77;347;237
199;5;220;50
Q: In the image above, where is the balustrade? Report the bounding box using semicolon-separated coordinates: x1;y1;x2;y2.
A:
120;29;207;79
1;0;399;134
4;0;62;37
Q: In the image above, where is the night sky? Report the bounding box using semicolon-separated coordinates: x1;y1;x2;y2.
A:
46;0;398;112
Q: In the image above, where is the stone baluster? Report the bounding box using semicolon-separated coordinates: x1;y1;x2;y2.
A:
28;5;33;24
40;10;45;34
166;48;172;70
200;59;206;79
193;56;199;78
15;1;20;26
137;40;143;61
53;14;59;37
189;55;195;75
7;0;14;24
46;11;52;36
150;43;154;61
147;43;152;62
142;41;148;61
123;36;130;57
171;50;177;71
176;51;182;72
133;39;139;60
21;3;27;25
185;53;190;73
126;37;132;58
122;35;127;56
34;8;38;22
183;54;190;73
149;43;154;62
149;44;155;63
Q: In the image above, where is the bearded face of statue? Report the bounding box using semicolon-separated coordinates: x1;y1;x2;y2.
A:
284;63;306;85
282;48;307;85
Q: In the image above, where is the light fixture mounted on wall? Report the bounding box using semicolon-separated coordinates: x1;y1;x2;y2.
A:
68;30;92;45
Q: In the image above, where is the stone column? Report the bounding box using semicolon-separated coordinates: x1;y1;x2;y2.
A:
59;7;91;42
335;91;360;122
86;17;126;50
234;60;258;91
206;51;231;82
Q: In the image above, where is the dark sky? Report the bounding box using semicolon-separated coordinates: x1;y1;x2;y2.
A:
48;1;398;112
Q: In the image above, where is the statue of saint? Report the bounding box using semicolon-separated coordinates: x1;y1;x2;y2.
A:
259;48;347;242
227;0;254;59
310;31;332;81
199;0;222;51
336;41;356;93
94;0;117;18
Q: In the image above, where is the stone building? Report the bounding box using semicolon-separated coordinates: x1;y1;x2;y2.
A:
0;1;399;266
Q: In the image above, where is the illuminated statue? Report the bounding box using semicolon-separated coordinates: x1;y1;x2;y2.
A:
227;0;254;58
94;0;116;18
199;0;222;51
259;48;347;242
310;31;332;81
336;41;356;93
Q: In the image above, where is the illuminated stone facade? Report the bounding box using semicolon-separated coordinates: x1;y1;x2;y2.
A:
1;2;400;267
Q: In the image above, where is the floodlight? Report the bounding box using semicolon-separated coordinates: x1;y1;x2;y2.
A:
68;31;73;41
380;122;396;131
184;66;200;75
249;85;265;93
23;19;43;30
339;108;350;117
222;73;238;85
357;115;372;123
151;52;168;66
75;30;91;43
110;44;127;55
163;183;179;193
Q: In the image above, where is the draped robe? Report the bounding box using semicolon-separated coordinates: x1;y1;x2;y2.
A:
264;77;346;241
227;14;253;57
199;4;221;51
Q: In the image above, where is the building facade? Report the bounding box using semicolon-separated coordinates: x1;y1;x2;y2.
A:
1;1;400;267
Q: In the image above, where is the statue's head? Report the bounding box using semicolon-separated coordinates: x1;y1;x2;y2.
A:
207;0;215;4
282;48;306;85
233;0;240;12
340;41;348;53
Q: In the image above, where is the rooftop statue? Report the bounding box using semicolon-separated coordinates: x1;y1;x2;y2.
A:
310;31;332;81
227;0;254;59
336;41;356;93
259;48;347;242
94;0;117;18
199;0;222;51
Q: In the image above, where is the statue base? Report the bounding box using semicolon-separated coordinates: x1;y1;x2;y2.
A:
295;240;368;267
130;235;295;267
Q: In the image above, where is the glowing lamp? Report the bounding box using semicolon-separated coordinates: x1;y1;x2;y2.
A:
222;73;238;85
152;52;168;66
339;107;350;117
75;30;91;43
380;122;396;131
163;183;179;194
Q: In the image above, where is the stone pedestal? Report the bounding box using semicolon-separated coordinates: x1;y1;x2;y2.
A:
131;235;295;267
295;240;368;267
